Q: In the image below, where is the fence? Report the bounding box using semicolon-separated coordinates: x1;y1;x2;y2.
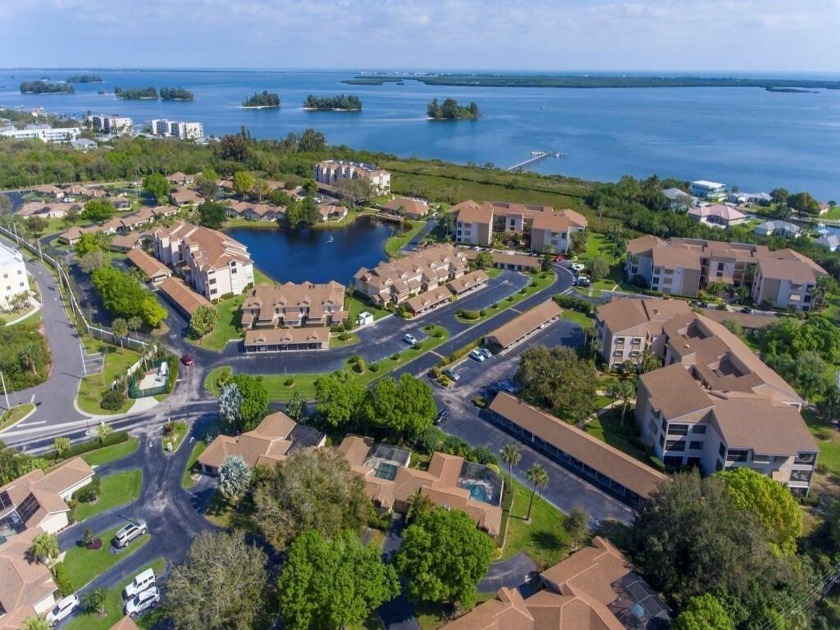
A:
0;223;149;352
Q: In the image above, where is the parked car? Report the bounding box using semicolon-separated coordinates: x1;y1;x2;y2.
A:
180;353;194;366
124;568;156;600
46;594;80;626
402;333;417;345
479;347;493;359
442;367;461;382
570;262;585;272
469;348;486;362
125;586;161;618
113;519;147;549
497;379;519;394
741;306;754;314
435;408;450;425
575;277;591;288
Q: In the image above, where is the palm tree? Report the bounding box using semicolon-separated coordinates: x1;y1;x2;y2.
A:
617;378;636;424
19;343;39;375
29;532;59;569
406;491;434;525
83;587;108;617
500;444;521;488
127;316;143;337
21;616;50;630
112;318;128;349
525;464;548;521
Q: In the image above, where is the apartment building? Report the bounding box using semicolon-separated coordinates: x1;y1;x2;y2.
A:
241;281;347;328
625;235;826;310
689;179;727;200
151;119;204;140
596;298;817;494
88;114;133;136
313;160;391;195
0;242;30;312
0;124;80;143
152;222;254;300
451;199;587;252
352;244;468;305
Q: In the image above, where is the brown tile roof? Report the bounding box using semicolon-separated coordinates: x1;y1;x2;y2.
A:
242;282;346;326
489;394;666;499
383;197;429;217
454;200;493;224
127;249;171;280
757;256;824;284
110;232;144;251
243;327;329;347
169;188;202;205
355;244;468;294
638;363;715;420
405;287;451;313
0;528;58;618
485;300;562;349
626;234;666;256
462;250;542;270
531;209;588;233
596;298;691;335
35;458;94;496
158;277;212;316
447;269;489;295
199;411;299;470
443;587;535;629
109;617;142;630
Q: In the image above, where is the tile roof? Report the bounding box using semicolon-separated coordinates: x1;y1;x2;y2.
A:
447;269;489;295
454;200;494;224
531;209;588;233
109;617;142;630
489;394;666;499
243;326;329;347
596;298;691;335
485;300;562;349
242;281;346;326
0;528;57;622
158;277;212;316
126;249;171;279
639;363;715;419
383;197;430;217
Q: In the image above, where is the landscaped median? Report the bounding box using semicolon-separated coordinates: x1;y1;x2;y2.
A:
73;469;143;521
81;437;140;467
181;440;208;489
204;324;450;402
0;402;36;432
63;524;151;591
64;557;166;630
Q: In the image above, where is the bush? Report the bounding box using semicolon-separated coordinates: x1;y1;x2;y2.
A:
553;294;595;314
76;482;99;504
284;378;295;387
48;431;129;461
472;396;488;408
163;421;174;435
801;492;820;507
431;328;444;338
648;455;665;472
337;332;351;341
100;389;125;411
459;309;481;320
443;340;480;365
53;562;73;597
369;362;380;373
471;446;497;466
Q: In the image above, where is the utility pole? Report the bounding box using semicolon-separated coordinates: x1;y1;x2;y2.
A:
0;371;10;411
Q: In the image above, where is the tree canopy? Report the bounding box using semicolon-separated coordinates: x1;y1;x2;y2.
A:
197;200;228;229
278;530;399;630
218;374;269;433
303;94;362;111
189;304;220;340
314;372;367;428
91;266;166;328
252;447;369;551
143;173;170;203
672;594;734;630
514;345;598;422
81;199;115;223
361;373;436;441
166;531;269;630
395;507;495;606
427;98;480;121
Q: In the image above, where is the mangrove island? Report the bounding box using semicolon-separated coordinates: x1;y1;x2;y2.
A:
66;74;103;83
427;98;480;121
242;91;281;108
160;87;195;101
303;94;362;111
20;80;74;95
115;86;158;100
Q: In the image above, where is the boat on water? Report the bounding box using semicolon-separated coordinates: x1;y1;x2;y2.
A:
327;235;334;243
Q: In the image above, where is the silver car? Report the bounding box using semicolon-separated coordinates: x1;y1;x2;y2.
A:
125;586;160;618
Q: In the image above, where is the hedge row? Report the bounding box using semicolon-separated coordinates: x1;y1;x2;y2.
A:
46;430;130;461
440;339;481;366
553;294;595;314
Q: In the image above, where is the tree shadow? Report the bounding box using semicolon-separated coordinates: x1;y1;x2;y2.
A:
530;529;565;553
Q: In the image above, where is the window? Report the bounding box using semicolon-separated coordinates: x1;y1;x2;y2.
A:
668;423;689;436
689;441;703;451
718;443;726;458
726;449;749;463
648;420;657;435
795;452;816;465
664;455;684;467
691;424;707;434
666;440;686;452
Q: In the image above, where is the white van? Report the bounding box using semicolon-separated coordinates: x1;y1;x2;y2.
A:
124;568;156;599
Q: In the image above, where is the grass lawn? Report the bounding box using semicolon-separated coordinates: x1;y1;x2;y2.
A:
82;437;140;467
0;403;36;432
331;332;360;349
207;325;451;403
181;440;207;489
804;409;840;475
161;420;188;454
77;343;141;415
0;302;40;325
188;294;245;352
560;310;594;327
74;470;143;522
64;558;166;630
583;408;648;464
346;294;390;328
501;478;571;570
63;525;151;591
252;266;275;285
384;219;426;257
415;593;498;630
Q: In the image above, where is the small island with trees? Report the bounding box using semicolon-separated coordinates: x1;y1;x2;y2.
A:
20;80;74;95
303;94;362;111
66;74;103;83
114;86;158;100
242;91;281;109
427;98;480;121
160;87;195;101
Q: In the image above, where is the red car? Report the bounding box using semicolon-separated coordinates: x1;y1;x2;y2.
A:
180;354;194;366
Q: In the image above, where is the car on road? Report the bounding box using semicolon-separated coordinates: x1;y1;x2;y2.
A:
124;568;156;600
113;519;147;549
46;594;80;626
180;353;194;366
469;348;485;362
125;586;161;618
575;276;591;288
741;306;753;314
570;262;585;272
479;347;493;359
435;408;450;425
402;333;417;345
442;367;461;382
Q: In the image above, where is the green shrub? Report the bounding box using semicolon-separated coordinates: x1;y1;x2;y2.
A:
472;396;488;408
369;362;380;373
553;294;595;314
284;378;294;387
648;456;665;472
337;332;351;341
801;492;820;507
479;309;487;317
353;357;366;373
459;309;481;320
391;353;400;361
53;562;73;597
48;431;129;461
100;389;125;411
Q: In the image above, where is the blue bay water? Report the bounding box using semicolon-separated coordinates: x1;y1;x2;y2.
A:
0;69;838;200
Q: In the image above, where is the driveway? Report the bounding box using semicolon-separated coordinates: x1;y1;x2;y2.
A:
378;514;420;630
479;553;537;593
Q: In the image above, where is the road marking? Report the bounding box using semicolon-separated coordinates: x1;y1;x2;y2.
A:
29;394;35;403
19;420;46;427
509;307;523;314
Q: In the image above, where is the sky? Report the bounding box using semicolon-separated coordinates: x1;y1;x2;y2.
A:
1;0;839;73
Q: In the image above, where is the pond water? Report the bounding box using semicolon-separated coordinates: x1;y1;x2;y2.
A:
226;217;393;285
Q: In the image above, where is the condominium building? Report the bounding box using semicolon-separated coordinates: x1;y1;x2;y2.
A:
451;199;587;252
0;124;80;143
151;222;254;300
689;179;727;200
352;244;468;305
88;114;133;136
625;235;826;310
241;281;348;328
596;298;818;494
313;160;391;195
0;242;30;312
151;119;204;140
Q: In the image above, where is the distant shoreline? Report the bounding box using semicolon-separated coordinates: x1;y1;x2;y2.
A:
302;107;361;112
241;104;281;109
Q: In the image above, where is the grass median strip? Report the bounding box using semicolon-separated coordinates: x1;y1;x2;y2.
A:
64;525;151;591
182;440;207;489
64;557;166;630
82;437;140;467
0;403;36;432
74;469;143;522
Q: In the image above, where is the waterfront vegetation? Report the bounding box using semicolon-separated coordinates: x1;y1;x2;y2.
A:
243;91;280;108
160;86;195;101
81;437;140;467
64;558;165;630
20;80;74;94
384;219;426;256
114;86;158;100
73;469;142;521
303;94;362;111
66;74;103;83
426;98;480;121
